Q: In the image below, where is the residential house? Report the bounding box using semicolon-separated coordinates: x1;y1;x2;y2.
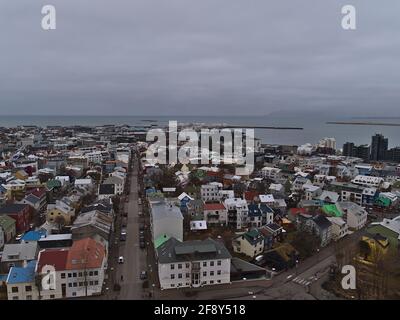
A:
327;217;348;241
233;229;264;258
224;198;248;230
98;184;115;200
302;184;322;201
367;215;400;251
6;260;39;300
338;202;368;230
298;214;332;247
0;215;16;244
318;191;340;204
64;238;106;298
71;210;113;242
46;199;76;225
203;203;227;226
264;223;284;242
247;204;262;228
0;243;38;273
259;204;274;226
103;175;124;196
150;202;184;244
36;248;69;299
261;167;282;180
157;237;231;289
0;204;31;233
201;184;222;202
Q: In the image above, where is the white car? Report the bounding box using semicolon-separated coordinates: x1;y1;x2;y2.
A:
118;256;124;264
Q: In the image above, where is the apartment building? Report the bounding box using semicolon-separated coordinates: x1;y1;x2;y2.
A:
157;237;231;290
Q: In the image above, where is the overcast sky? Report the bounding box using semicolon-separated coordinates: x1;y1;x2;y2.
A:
1;0;399;116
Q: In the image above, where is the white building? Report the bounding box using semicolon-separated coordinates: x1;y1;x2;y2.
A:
203;203;228;226
338;202;368;230
318;137;336;150
157;238;231;290
6;260;39;300
352;175;384;188
201;184;222;202
224;198;248;230
260;167;282;180
327;217;348;241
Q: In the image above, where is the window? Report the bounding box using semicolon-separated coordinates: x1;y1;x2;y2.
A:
73;272;77;277
171;274;175;280
178;264;182;269
26;295;32;300
203;271;207;277
12;287;18;293
72;292;76;297
61;273;66;279
94;281;99;285
217;260;221;266
25;286;32;292
186;273;190;278
178;274;182;279
210;271;214;276
89;281;94;286
89;271;94;276
217;280;221;283
94;271;98;276
50;295;55;299
185;263;190;268
210;280;214;284
73;283;77;287
13;296;18;300
79;282;84;287
68;283;72;288
210;261;214;267
170;264;175;270
217;270;221;275
78;272;83;277
203;262;207;267
68;273;72;278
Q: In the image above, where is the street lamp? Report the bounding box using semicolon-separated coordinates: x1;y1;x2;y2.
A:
152;283;156;299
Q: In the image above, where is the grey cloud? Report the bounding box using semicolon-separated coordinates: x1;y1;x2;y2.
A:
0;0;399;116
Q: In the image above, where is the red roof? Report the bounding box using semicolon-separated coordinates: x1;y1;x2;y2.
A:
37;249;69;272
66;238;106;270
289;208;308;216
244;191;259;201
27;188;46;198
204;203;226;211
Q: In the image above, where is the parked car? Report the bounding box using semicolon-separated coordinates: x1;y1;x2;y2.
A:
118;256;124;264
140;271;148;280
139;241;145;249
15;234;23;241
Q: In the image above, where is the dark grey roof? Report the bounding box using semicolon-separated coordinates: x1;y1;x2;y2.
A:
0;204;29;215
99;184;115;195
157;237;231;264
313;215;332;230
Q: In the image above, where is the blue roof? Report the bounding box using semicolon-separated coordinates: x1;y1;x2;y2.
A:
248;203;262;217
21;230;47;242
6;260;37;284
0;274;8;282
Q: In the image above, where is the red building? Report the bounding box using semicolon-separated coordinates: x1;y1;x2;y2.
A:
0;204;31;233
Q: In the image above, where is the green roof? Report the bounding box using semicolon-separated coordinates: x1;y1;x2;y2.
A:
154;234;171;249
46;179;61;190
375;196;391;207
0;215;16;231
322;204;342;217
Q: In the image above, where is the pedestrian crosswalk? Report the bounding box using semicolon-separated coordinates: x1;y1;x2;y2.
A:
292;276;312;286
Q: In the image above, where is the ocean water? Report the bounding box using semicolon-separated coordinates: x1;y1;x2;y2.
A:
0;115;399;149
